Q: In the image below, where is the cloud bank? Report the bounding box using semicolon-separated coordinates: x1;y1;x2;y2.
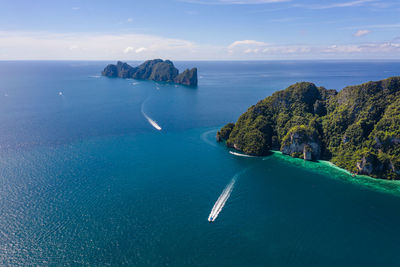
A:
0;31;399;60
0;31;218;60
226;39;400;59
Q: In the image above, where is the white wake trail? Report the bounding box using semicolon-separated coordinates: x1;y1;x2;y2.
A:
141;97;162;131
201;129;218;147
142;112;162;130
208;172;242;222
229;151;255;157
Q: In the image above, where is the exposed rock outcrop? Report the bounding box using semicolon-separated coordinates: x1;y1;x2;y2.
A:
102;59;198;86
303;145;313;161
281;126;321;160
390;161;400;175
356;154;383;175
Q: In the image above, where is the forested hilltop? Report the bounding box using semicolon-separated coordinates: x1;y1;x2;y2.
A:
217;77;400;180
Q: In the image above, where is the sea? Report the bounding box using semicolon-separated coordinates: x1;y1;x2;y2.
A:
1;60;400;266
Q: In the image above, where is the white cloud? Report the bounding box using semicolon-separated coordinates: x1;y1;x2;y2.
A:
353;29;371;37
228;40;269;48
123;46;134;54
124;46;146;54
69;45;79;50
127;18;133;23
72;7;80;10
228;40;270;53
135;47;147;53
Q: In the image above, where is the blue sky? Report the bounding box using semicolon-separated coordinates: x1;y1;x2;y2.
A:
0;0;399;60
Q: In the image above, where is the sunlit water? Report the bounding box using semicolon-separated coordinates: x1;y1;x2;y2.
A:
0;61;400;266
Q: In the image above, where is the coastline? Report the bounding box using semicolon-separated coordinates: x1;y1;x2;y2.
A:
223;141;400;196
216;125;400;196
267;150;400;197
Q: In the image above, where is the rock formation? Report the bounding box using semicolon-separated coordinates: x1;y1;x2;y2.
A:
280;126;321;161
174;68;198;86
102;59;198;86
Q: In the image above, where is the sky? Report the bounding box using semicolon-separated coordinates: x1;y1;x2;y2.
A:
0;0;399;60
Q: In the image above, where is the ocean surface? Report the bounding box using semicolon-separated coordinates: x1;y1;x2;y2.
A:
1;60;400;266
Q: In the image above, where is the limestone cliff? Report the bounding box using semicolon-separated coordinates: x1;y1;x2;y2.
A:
102;59;198;86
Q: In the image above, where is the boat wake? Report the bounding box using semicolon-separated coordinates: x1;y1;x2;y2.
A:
143;112;162;130
201;129;218;147
208;171;245;222
141;97;162;131
229;151;255;157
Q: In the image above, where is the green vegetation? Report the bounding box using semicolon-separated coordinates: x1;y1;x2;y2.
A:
219;77;400;180
216;123;235;141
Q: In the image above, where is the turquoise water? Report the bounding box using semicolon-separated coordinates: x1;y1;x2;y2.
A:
1;61;400;265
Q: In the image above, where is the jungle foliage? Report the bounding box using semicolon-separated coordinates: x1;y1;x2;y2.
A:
219;77;400;180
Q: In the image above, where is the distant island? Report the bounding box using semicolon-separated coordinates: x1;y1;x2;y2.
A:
217;77;400;180
102;59;197;86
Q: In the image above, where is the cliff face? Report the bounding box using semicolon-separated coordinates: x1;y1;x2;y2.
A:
218;77;400;180
102;59;198;86
281;125;321;161
174;68;198;86
102;64;118;77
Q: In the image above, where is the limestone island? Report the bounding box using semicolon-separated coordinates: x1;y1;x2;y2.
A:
102;59;197;86
217;77;400;180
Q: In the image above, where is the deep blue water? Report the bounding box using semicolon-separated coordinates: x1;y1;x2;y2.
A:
1;60;400;266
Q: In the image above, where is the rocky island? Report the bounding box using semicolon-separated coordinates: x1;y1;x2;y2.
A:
217;77;400;180
102;59;197;86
